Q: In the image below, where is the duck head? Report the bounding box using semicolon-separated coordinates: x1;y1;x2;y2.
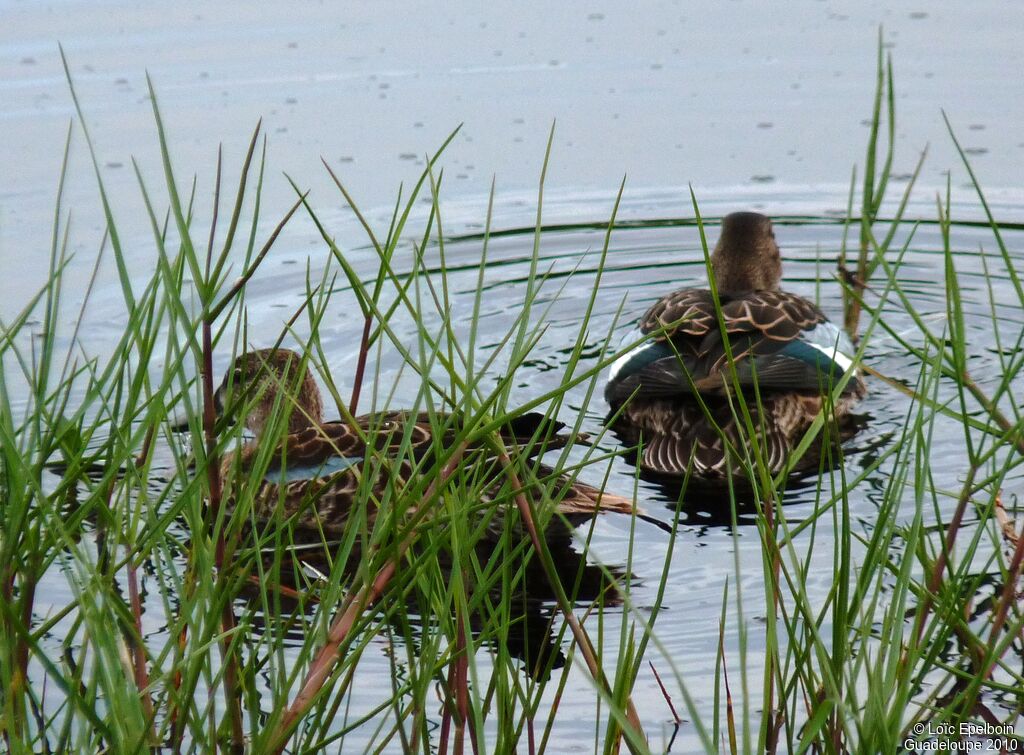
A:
710;211;782;295
215;348;324;435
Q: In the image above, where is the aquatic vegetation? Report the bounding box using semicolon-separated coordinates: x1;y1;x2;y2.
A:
1;44;1022;754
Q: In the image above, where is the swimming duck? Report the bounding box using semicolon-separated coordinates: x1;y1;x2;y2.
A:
605;211;864;479
211;348;633;537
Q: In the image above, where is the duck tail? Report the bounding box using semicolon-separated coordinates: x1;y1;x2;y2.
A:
591;489;636;515
556;481;637;516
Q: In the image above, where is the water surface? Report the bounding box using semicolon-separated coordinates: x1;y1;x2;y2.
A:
4;1;1024;750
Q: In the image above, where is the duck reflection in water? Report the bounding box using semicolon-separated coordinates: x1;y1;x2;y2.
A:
239;528;627;682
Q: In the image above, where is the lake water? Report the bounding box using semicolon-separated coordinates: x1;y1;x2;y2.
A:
3;1;1024;752
4;1;1024;308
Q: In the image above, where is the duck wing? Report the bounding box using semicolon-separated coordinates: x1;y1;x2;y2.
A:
254;409;584;477
639;288;718;339
608;289;854;402
605;289;713;403
698;291;839;390
268;413;423;470
390;410;583;457
250;457;418;537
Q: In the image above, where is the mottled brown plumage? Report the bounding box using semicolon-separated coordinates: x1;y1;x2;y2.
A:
606;211;866;480
641;288;825;343
215;348;634;537
635;287;833;389
609;393;862;480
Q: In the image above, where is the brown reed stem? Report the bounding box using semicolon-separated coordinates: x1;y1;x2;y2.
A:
267;443;471;754
984;503;1024;678
912;465;977;650
495;452;646;752
124;427;158;735
349;314;372;416
719;618;737;755
761;488;782;755
438;663;454;755
453;605;472;755
962;372;1024;457
648;661;680;724
207;193;306;322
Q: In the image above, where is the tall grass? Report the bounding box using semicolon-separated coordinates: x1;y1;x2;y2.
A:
1;40;1022;754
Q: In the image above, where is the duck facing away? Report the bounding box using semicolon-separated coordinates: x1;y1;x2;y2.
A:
209;348;633;538
605;211;865;480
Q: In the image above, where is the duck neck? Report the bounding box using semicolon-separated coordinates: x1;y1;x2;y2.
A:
247;387;323;437
711;262;754;297
711;255;780;296
286;382;323;433
288;411;318;434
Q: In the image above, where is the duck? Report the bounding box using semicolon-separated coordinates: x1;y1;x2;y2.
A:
208;348;634;538
605;211;865;480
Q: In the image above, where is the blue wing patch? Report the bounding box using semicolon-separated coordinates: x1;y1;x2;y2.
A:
266;455;364;483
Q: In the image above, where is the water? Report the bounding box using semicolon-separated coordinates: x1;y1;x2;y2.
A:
27;189;1024;751
5;1;1024;751
388;203;1024;751
4;1;1024;310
